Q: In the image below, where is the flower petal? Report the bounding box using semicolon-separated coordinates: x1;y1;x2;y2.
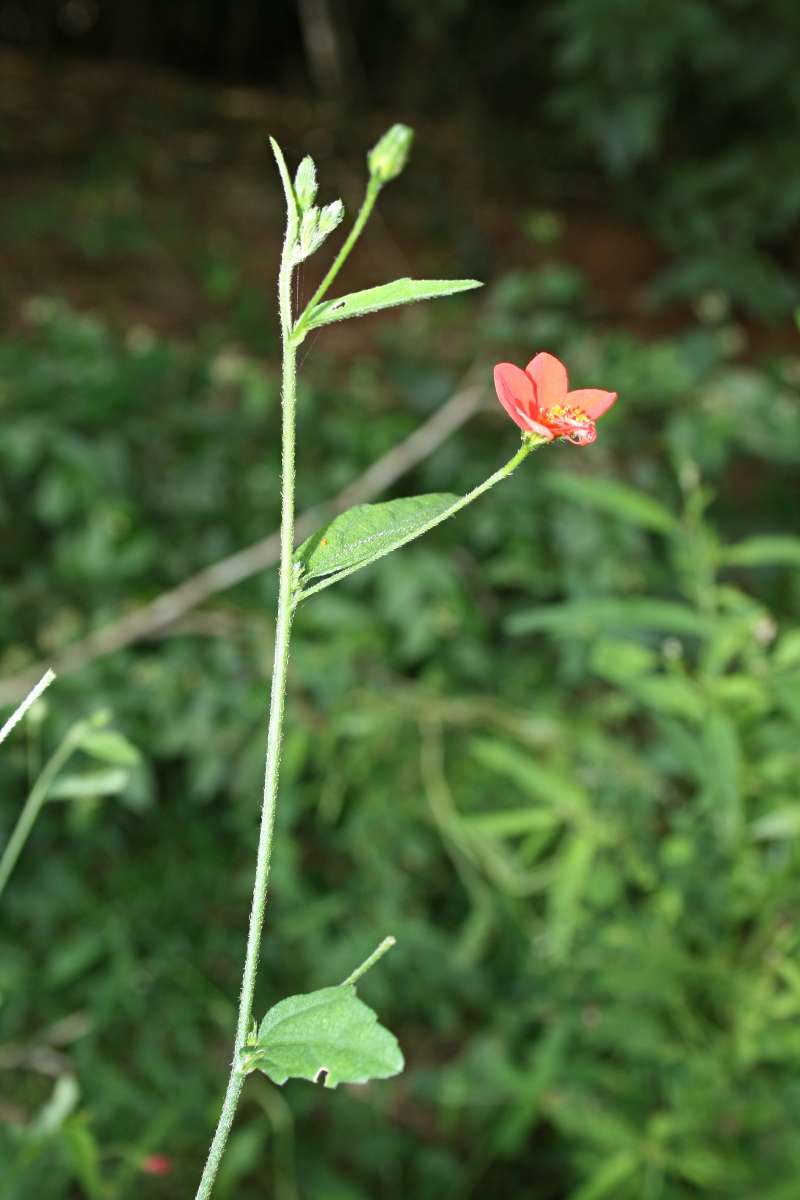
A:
567;389;618;419
493;362;535;429
519;416;555;440
525;352;568;408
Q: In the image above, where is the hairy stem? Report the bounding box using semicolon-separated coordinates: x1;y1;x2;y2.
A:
342;936;396;986
195;139;299;1200
294;176;381;337
0;668;55;747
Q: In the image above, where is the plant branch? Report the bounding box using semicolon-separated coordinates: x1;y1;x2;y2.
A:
0;718;85;900
341;936;396;987
195;137;301;1200
298;438;542;601
0;669;55;746
294;175;381;338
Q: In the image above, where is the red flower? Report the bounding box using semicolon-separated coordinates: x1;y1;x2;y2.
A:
493;352;617;446
141;1154;173;1176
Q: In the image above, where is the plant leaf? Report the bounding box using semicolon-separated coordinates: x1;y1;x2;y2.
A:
506;597;713;639
80;729;141;767
295;493;458;582
303;278;482;330
719;535;800;569
751;804;800;841
247;985;403;1089
459;809;560;837
545;474;677;534
567;1150;639;1200
48;768;130;799
548;833;596;960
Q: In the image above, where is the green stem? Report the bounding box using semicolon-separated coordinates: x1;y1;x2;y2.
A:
294;176;381;340
195;139;300;1200
0;720;85;900
0;668;55;747
341;936;396;987
298;438;541;602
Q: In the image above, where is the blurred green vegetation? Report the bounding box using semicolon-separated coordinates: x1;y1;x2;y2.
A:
1;241;799;1197
2;9;800;1196
5;0;800;315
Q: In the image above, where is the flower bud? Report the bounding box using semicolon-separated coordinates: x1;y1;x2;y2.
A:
367;124;414;184
296;206;320;261
293;156;318;212
293;199;345;262
317;199;344;238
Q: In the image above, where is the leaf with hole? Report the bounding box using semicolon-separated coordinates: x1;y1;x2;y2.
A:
295;493;459;583
245;985;403;1089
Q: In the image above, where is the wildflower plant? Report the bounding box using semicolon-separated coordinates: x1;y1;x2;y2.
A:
195;125;617;1197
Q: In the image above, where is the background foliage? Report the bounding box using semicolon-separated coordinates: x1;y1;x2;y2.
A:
4;0;800;315
2;6;800;1199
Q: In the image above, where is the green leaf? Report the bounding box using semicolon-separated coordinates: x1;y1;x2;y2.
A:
303;278;482;330
545;474;677;533
471;738;587;814
720;535;800;569
48;768;130;799
625;674;706;722
751;805;800;841
62;1117;104;1200
33;1075;80;1135
567;1151;639;1200
702;711;742;844
459;809;560;837
293;155;318;211
79;729;141;767
296;493;459;581
548;833;596;960
507;597;713;639
590;637;657;680
247;985;403;1089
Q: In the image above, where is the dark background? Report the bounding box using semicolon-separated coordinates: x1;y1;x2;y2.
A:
2;3;800;1199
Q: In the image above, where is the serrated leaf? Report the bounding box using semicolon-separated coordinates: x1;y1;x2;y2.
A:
248;985;403;1089
303;277;482;330
80;729;141;767
545;474;677;534
296;493;458;581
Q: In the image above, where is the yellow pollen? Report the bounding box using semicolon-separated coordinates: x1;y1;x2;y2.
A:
545;404;590;424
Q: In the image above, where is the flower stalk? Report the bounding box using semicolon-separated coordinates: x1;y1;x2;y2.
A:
193;125;581;1200
195;138;301;1200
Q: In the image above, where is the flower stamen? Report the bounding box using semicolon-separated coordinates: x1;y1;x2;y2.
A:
543;403;597;445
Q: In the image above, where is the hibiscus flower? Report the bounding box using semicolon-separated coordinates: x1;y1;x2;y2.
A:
493;352;617;445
